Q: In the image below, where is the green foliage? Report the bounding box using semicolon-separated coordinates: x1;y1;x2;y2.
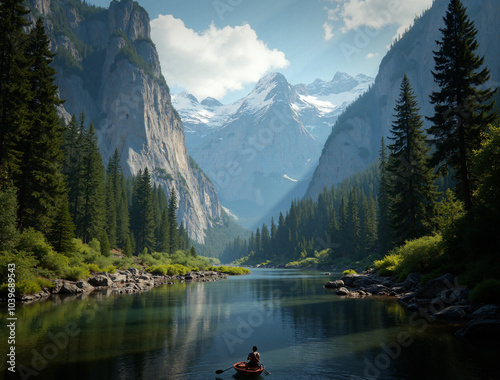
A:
209;266;250;275
375;235;444;281
0;181;20;251
470;279;500;305
374;253;403;277
87;263;100;273
17;228;55;262
428;0;498;210
102;265;116;274
64;266;90;281
343;269;357;276
146;264;188;276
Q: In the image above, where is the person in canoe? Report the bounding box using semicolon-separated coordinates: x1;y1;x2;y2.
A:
246;346;260;368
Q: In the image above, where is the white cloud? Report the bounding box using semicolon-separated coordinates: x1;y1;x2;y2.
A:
365;52;379;59
322;22;334;41
150;15;290;100
324;0;433;36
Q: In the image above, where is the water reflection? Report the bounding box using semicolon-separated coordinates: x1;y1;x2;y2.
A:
1;269;498;380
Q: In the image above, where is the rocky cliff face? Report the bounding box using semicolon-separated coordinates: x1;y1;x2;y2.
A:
306;0;500;199
26;0;223;243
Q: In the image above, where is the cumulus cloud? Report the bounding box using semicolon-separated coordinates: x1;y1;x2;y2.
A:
324;0;433;38
365;52;379;59
150;15;290;100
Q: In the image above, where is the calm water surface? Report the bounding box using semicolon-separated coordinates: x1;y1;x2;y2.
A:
1;268;498;379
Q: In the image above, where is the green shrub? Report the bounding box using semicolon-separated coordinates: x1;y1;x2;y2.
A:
87;263;100;273
212;266;251;275
103;265;116;274
0;251;38;284
40;251;71;277
396;235;443;281
17;228;55;261
88;238;100;253
374;253;403;276
64;266;90;281
343;269;357;276
470;279;500;304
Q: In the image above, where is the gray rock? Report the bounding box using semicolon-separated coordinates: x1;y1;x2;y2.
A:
400;272;422;290
472;305;500;319
365;284;388;295
432;305;468;320
352;276;376;288
341;274;359;287
76;281;95;292
58;281;84;294
336;287;351;296
325;280;344;289
128;268;139;276
415;273;456;299
88;275;111;287
110;273;127;283
51;280;64;294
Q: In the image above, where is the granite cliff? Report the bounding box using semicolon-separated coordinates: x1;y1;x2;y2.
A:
26;0;224;243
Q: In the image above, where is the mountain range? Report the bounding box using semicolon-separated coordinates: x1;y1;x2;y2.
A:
173;72;373;227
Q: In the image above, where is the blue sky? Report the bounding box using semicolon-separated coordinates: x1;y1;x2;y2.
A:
86;0;433;103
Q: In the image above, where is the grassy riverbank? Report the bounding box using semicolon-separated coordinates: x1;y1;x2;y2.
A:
0;229;248;297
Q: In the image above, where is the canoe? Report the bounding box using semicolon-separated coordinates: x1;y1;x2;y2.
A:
233;361;264;377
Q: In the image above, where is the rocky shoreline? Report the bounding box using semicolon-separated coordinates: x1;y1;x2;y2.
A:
12;269;228;303
324;271;500;347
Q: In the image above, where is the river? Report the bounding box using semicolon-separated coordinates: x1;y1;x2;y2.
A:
0;268;497;379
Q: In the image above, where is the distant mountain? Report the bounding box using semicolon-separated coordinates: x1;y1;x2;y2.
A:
306;0;500;199
173;72;373;228
26;0;228;243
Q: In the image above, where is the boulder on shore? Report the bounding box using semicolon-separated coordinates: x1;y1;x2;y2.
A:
415;273;455;299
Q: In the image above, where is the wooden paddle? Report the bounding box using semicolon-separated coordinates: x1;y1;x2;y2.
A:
215;366;233;374
261;363;271;376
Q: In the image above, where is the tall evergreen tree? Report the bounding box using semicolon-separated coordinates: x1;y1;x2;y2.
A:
167;188;178;253
428;0;497;210
377;137;392;254
157;207;170;252
346;187;360;258
388;75;437;245
0;0;30;175
47;197;75;254
78;122;105;243
131;168;155;254
15;18;66;233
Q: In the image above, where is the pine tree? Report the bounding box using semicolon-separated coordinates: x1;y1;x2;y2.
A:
346;188;360;258
388;75;437;245
14;18;66;233
157;208;170;252
377;137;392;254
100;231;111;257
178;222;189;251
428;0;497;210
47;198;75;254
0;0;30;175
131;168;155;254
167;188;178;253
78;122;105;243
